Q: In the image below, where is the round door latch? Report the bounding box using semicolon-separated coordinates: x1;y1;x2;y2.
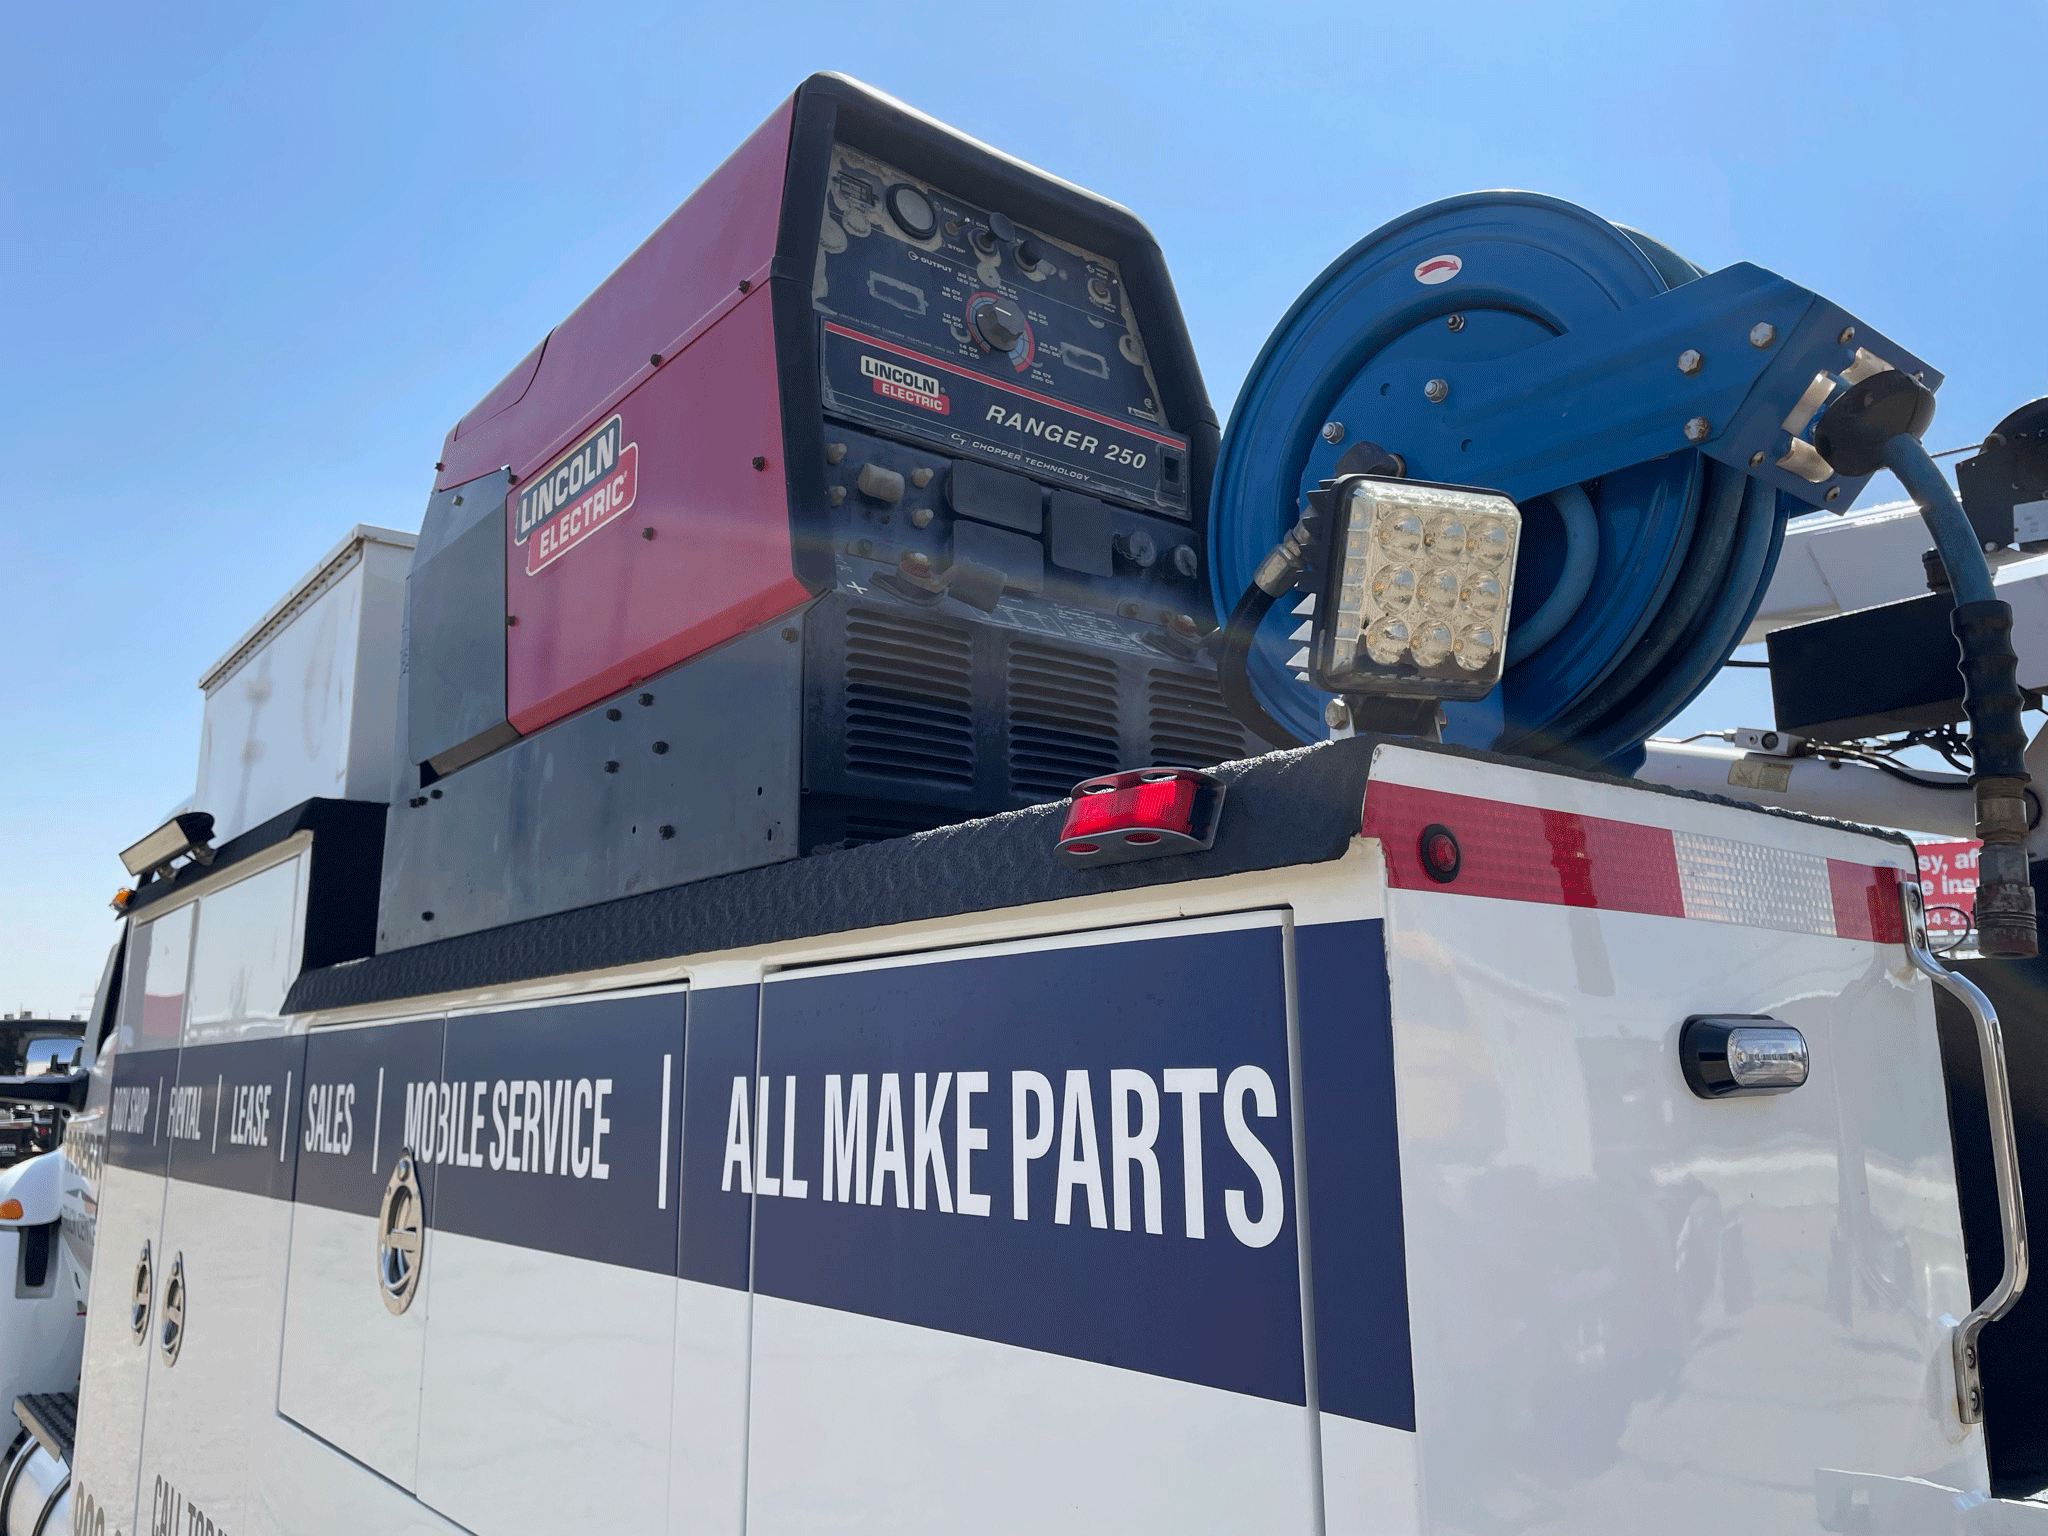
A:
377;1151;424;1315
129;1241;152;1344
159;1253;185;1366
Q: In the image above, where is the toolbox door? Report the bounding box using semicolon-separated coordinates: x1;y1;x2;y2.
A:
134;851;307;1536
408;989;685;1535
277;1008;445;1490
69;905;188;1536
735;910;1316;1535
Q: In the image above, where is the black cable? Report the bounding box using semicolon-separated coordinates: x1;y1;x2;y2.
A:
1819;749;1973;791
1722;659;1770;669
1926;909;1973;955
1216;583;1309;751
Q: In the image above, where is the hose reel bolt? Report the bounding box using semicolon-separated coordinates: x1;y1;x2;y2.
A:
1677;349;1703;376
1324;698;1352;730
1423;378;1449;403
1446;314;1465;332
1838;326;1856;345
1749;451;1765;466
1683;416;1711;443
1826;487;1841;502
1321;421;1345;444
1749;322;1776;349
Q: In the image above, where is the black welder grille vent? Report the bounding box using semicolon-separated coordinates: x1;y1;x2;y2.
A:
1007;641;1123;798
1148;669;1250;769
842;611;975;787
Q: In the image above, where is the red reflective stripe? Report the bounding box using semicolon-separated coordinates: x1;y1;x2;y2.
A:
1364;781;1905;941
1366;783;1683;917
1827;858;1906;944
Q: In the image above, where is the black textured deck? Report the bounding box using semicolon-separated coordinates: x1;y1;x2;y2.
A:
284;734;1910;1015
14;1391;75;1464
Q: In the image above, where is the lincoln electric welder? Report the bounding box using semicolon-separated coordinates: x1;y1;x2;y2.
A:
384;74;1236;948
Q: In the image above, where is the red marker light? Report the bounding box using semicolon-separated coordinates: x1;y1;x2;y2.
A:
1419;823;1462;883
1056;769;1226;868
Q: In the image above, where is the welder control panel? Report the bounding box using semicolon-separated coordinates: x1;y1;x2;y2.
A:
814;143;1191;517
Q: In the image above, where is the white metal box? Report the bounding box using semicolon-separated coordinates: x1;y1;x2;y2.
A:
192;526;414;841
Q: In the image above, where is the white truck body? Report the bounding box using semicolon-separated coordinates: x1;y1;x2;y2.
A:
46;738;2014;1536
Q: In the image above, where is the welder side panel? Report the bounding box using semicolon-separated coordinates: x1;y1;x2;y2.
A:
503;287;809;735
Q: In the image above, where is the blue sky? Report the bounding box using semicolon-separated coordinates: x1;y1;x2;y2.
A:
4;0;2044;1014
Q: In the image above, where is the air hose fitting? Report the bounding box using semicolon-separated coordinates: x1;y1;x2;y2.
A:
1817;371;2038;957
1217;513;1318;751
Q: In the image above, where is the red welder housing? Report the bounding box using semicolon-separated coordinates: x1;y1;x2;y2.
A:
381;73;1223;952
435;100;807;736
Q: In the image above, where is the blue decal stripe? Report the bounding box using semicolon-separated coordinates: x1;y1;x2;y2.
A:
95;925;1421;1418
1295;919;1415;1430
679;987;758;1290
747;925;1308;1406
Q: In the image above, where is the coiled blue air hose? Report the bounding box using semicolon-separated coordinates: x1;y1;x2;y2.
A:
1505;484;1598;664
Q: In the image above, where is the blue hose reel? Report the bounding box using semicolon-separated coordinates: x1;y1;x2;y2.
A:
1208;192;1941;771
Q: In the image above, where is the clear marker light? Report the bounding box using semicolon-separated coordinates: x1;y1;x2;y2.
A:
1679;1015;1810;1099
1314;477;1523;699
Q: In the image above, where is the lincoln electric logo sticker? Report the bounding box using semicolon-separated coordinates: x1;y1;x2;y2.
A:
862;353;948;415
513;413;639;575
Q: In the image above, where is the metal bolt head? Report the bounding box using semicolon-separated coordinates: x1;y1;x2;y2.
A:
1321;421;1345;444
1446;313;1465;332
1323;698;1352;730
1749;322;1776;349
1168;612;1199;638
1826;486;1841;502
1748;450;1766;467
1838;326;1856;345
899;551;934;580
1424;378;1449;403
1677;349;1704;376
910;506;933;529
1683;416;1711;443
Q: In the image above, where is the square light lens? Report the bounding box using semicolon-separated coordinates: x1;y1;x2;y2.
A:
1314;478;1522;699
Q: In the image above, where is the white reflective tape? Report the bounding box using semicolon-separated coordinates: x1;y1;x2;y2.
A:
1673;830;1836;936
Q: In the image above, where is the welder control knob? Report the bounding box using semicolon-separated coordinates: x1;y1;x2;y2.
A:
1114;529;1158;568
1015;237;1046;271
856;463;906;504
973;297;1028;352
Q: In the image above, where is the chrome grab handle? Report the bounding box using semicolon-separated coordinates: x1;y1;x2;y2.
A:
1903;880;2029;1424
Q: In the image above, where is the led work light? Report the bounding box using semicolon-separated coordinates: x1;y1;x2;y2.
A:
118;811;217;881
1310;476;1523;700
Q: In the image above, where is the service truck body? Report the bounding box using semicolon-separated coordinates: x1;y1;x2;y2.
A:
45;738;1993;1536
